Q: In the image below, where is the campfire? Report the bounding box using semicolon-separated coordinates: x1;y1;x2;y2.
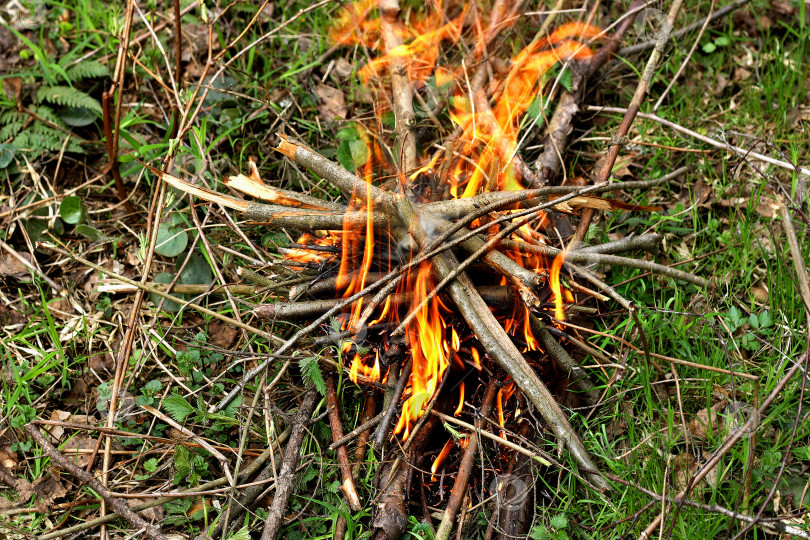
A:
142;0;707;537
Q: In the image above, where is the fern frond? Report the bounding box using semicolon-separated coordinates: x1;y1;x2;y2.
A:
13;130;63;152
0;122;25;140
37;86;102;114
0;110;25;125
66;61;109;81
299;356;326;396
32;105;65;126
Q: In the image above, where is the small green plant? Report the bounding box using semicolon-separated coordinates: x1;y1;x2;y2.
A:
136;379;162;406
529;514;570;540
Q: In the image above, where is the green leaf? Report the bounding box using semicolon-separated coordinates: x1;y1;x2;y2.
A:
726;306;742;330
759;311;773;328
143;379;162;393
715;35;731;47
298;356;326;396
559;67;573;92
337;139;355;171
24;218;49;243
529;525;551;540
0;144;14;169
60;106;98;127
549;514;568;530
143;457;159;473
525;92;544;121
151;272;183;312
443;421;463;440
178;254;212;285
59;196;86;225
794;446;810;461
349;139;370;168
66;61;109;80
336;125;359;141
163;393;195;422
227;527;251;540
75;224;108;242
702;42;717;54
155;222;188;257
173;445;192;484
748;313;759;329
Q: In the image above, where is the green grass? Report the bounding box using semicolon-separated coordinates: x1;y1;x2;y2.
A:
0;0;809;538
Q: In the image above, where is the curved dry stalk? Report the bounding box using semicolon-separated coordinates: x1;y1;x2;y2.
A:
572;0;686;244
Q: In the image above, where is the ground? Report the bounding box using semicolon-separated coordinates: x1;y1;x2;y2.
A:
0;0;808;539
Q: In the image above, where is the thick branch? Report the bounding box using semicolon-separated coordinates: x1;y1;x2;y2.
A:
260;389;318;540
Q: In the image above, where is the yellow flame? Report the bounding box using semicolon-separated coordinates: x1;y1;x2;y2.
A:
550;251;567;321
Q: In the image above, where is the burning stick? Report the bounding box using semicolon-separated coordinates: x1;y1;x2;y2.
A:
325;376;363;511
535;2;644;183
255;286;514;321
434;379;499;540
395;194;609;490
378;0;417;171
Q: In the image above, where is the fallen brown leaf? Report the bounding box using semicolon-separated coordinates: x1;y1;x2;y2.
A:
313;82;347;122
32;471;68;510
0;249;31;278
687;408;721;440
208;320;238;349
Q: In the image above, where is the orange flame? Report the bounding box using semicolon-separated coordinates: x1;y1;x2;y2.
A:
448;22;601;198
299;2;606;441
349;351;381;384
431;438;455;481
455;381;465;416
496;380;515;440
283;232;341;266
395;262;452;439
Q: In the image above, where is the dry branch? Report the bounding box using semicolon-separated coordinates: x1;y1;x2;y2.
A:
260;389;318;540
573;0;686;244
193;428;292;540
378;0;417;171
255;286;514;321
326;376;362;511
25;424;167;540
535;1;643;184
530;315;599;405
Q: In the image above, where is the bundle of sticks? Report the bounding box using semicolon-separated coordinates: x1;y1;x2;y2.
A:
142;0;710;537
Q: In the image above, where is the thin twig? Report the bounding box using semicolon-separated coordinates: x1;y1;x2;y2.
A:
326;376;362;511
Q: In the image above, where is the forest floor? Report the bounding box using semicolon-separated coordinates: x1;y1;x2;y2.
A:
0;0;809;539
